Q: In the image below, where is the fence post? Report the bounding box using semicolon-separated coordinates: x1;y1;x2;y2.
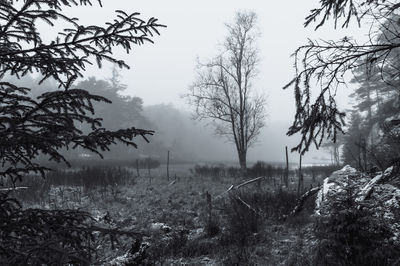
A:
167;150;170;181
206;191;212;229
147;159;151;185
297;154;303;196
285;146;289;188
136;159;140;177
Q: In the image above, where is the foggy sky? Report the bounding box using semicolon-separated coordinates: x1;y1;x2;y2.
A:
54;1;369;164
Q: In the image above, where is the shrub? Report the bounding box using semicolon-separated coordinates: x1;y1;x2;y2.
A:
248;161;277;178
313;179;400;266
219;189;300;247
222;193;261;245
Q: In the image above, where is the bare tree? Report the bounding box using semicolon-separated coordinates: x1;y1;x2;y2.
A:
186;11;266;171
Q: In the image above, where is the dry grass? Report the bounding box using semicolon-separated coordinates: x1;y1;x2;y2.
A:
9;164;317;265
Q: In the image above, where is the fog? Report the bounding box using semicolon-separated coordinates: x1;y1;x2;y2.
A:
36;1;369;165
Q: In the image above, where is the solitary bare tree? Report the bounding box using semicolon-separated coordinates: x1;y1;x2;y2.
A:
186;11;266;171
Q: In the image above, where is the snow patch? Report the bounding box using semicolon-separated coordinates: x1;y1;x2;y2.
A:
150;222;171;233
315;165;359;215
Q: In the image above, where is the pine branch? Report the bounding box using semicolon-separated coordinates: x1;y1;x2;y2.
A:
0;2;166;87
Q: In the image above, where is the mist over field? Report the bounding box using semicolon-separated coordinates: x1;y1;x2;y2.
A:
2;1;400;265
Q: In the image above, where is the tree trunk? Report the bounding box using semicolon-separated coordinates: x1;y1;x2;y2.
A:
238;149;247;174
333;143;340;166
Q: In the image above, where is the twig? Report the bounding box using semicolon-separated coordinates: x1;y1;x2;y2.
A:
235;195;259;214
0;186;28;191
214;177;265;199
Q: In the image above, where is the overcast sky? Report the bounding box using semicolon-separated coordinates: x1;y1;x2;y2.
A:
61;1;368;164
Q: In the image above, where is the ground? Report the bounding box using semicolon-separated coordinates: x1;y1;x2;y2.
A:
11;163;322;265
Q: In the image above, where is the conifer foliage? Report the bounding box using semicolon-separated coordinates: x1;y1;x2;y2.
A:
284;0;400;154
0;0;164;264
0;0;164;182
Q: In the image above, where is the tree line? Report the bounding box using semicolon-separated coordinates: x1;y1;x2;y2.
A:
331;14;400;170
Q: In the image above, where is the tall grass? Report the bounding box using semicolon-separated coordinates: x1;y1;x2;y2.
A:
5;166;135;203
191;161;341;180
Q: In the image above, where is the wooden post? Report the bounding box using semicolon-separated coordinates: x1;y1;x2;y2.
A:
136;159;140;177
297;154;303;196
358;134;362;170
167;150;170;181
285;146;289;188
146;159;151;185
206;191;212;230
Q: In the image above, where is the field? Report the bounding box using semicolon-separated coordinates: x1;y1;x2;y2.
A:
8;162;331;265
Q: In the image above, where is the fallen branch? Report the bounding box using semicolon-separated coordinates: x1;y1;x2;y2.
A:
234;195;259;214
285;186;321;219
210;176;267;215
236;176;264;189
359;166;395;201
215;176;265;199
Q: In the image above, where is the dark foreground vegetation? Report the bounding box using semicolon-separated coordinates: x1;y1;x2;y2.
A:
4;163;398;265
2;164;303;265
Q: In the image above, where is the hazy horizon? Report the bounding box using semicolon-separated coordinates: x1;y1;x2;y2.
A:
34;1;371;165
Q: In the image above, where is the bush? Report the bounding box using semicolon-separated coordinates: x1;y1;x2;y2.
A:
222;193;261;246
192;164;228;179
248;161;283;178
220;189;299;246
313;179;400;266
